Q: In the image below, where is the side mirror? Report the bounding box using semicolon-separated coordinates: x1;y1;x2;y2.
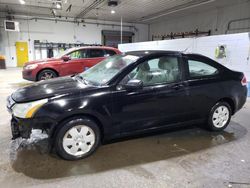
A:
62;55;71;61
124;79;143;91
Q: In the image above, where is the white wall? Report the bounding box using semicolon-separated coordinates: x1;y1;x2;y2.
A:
0;19;149;67
150;1;250;37
119;38;194;52
195;33;250;76
119;33;250;81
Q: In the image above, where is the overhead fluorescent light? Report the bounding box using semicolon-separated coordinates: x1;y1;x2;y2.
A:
56;2;62;9
111;10;116;14
19;0;25;4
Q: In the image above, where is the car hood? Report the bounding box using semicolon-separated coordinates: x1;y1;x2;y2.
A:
25;58;61;65
12;76;96;103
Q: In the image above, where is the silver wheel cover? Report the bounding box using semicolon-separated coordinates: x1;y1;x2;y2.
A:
212;105;230;128
62;125;95;156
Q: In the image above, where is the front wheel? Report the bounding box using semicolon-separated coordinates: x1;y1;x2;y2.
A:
207;102;232;131
37;69;57;81
54;117;100;160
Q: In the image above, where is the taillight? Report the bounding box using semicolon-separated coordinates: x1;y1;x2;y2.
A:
241;75;247;86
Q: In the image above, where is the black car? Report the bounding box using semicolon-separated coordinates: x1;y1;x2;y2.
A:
7;51;247;160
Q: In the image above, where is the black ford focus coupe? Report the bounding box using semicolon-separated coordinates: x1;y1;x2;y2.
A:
7;51;247;160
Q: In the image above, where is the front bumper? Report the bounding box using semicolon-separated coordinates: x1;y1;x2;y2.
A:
7;96;56;139
22;69;36;81
11;117;31;139
11;116;56;139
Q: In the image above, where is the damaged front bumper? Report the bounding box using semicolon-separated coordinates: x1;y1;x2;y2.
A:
7;95;56;139
11;117;31;139
11;116;56;140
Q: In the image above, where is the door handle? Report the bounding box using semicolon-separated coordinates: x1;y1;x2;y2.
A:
171;84;184;90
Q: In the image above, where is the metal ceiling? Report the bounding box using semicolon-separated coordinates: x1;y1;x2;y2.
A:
0;0;248;23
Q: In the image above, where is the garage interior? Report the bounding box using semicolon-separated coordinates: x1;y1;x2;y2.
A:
0;0;250;187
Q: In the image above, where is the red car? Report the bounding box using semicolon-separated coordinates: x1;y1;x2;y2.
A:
22;46;121;81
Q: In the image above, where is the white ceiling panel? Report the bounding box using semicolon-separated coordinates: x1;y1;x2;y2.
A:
0;0;248;23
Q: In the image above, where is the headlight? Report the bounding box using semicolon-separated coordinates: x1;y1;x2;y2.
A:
12;99;48;118
24;64;38;70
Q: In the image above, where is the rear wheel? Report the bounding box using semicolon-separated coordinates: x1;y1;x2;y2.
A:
37;69;57;81
207;102;232;131
54;117;100;160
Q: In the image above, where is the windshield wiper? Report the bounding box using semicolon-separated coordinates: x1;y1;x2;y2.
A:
75;74;89;85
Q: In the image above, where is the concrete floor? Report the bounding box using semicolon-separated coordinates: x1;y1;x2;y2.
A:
0;68;250;188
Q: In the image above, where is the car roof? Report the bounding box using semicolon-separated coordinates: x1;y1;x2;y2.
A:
74;46;118;51
65;46;119;54
125;51;215;60
125;50;183;57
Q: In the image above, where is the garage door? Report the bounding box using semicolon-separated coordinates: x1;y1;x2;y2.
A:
102;30;134;48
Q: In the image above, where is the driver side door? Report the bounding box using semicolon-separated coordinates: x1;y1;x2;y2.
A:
111;55;192;135
60;49;87;76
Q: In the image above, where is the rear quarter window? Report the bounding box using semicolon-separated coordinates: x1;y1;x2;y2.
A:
188;59;219;78
88;49;105;58
105;50;117;56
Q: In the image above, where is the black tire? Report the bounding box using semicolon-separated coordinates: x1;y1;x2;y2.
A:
207;102;232;131
54;117;101;160
37;69;57;81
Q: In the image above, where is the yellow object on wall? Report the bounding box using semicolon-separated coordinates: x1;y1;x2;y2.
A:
215;45;226;59
0;55;5;60
16;42;29;67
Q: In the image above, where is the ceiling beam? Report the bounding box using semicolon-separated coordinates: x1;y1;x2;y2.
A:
75;0;106;19
139;0;216;22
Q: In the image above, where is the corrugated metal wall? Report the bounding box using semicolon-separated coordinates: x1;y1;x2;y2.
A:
227;18;250;34
150;1;250;36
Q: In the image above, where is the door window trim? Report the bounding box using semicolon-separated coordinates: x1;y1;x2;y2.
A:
118;55;183;88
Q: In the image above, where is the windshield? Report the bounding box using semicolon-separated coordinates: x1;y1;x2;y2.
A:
79;55;139;85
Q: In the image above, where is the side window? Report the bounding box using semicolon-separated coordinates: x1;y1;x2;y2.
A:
188;59;218;78
81;50;88;58
68;50;87;59
88;49;105;58
122;56;180;86
105;50;116;57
